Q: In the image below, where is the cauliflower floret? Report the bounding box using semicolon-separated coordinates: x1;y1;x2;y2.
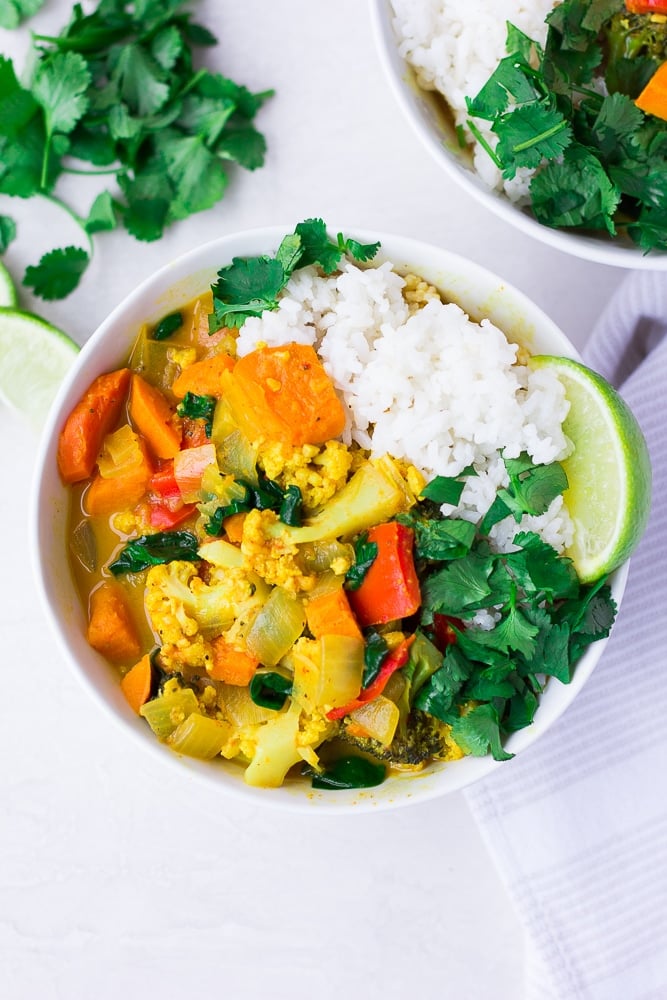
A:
241;508;317;593
402;272;441;313
145;560;262;671
257;440;352;510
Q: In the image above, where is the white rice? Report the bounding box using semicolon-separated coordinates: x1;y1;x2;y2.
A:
236;260;574;553
389;0;557;201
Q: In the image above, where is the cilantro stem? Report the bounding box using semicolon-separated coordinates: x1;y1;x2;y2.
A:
512;117;569;154
41;194;94;255
465;119;502;168
64;166;121;177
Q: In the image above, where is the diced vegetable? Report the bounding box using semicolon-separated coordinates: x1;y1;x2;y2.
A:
245;587;306;666
173;442;217;501
172;352;235;398
223;511;247;544
140;686;200;739
197;538;245;568
120;653;154;714
57;368;131;483
625;1;667;12
145;460;196;529
270;457;413;545
327;635;414;720
221;683;277;727
87;581;141;663
348;696;400;746
129;373;182;459
232;343;346;446
348;521;421;626
209;634;259;685
84;425;153;516
319;634;366;707
243;701;304;787
305;587;362;640
167;713;230;759
635;60;667;120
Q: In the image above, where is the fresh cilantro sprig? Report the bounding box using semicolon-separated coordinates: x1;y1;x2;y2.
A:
465;1;667;249
0;1;273;299
0;0;44;30
403;471;616;762
210;218;381;329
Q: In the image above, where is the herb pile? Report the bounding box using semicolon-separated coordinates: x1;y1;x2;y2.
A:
465;0;667;250
0;0;273;299
393;455;617;761
0;0;44;30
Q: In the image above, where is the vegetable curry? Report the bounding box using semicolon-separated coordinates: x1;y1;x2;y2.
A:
59;235;617;791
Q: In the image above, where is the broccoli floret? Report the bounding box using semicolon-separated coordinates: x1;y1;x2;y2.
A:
604;12;667;97
339;709;451;767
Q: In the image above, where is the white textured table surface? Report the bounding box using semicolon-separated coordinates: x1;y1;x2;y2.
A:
1;3;624;998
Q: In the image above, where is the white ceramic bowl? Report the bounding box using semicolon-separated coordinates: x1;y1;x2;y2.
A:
31;225;628;812
370;0;667;270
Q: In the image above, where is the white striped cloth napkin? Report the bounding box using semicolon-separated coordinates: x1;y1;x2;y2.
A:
464;270;667;1000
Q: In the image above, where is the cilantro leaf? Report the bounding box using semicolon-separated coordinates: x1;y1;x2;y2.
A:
530;144;621;233
421;474;466;506
466;55;543;121
414;645;472;722
24;246;89;300
450;704;514;762
211;256;286;328
84;191;118;235
110;42;170;117
470;604;540;658
0;0;44;30
0;215;16;254
495;102;572;178
421;551;493;620
31;52;91;136
157;131;228;220
399;513;476;562
362;632;389;688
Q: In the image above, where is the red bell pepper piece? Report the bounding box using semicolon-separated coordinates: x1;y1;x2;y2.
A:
347;521;421;627
625;1;667;12
146;460;196;529
326;635;415;720
432;614;464;652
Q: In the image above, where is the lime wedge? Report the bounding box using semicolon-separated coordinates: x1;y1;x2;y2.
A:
0;308;79;432
0;261;17;307
529;355;651;583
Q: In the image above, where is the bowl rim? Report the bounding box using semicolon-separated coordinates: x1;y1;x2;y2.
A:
368;0;667;270
30;223;629;813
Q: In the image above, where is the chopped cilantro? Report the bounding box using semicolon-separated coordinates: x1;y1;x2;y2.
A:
176;392;216;435
465;1;667;249
210;218;381;330
0;1;273;299
0;215;16;254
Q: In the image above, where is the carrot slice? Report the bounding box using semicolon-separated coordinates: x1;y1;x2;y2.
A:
171;353;235;399
129;373;182;459
87;581;142;663
57;368;132;483
306;587;363;640
232;343;346;445
85;470;150;516
635;61;667;121
209;635;259;685
223;511;247;545
120;653;153;713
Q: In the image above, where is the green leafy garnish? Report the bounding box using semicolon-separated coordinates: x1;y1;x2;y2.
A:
362;631;389;688
0;215;16;254
465;1;667;249
176;392;216;436
204;475;304;534
308;755;387;790
0;1;273;299
153;310;183;341
249;671;293;711
345;531;379;591
210;218;381;329
109;530;200;574
0;0;44;30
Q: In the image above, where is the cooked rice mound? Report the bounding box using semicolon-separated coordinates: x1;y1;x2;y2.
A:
389;0;557;200
236;259;573;552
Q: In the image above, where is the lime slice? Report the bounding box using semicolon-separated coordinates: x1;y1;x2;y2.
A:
0;261;17;307
0;308;79;432
529;355;651;583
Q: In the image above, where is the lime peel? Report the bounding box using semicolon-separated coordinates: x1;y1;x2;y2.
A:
0;307;79;432
529;355;651;583
0;261;17;308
